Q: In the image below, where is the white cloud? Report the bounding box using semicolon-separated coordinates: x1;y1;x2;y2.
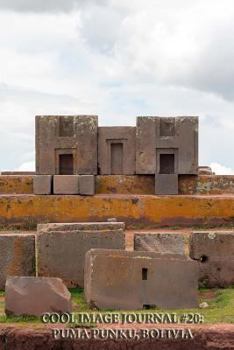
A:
16;161;35;171
0;1;234;172
210;163;234;175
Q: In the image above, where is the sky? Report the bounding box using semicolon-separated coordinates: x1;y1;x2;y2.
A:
0;0;234;174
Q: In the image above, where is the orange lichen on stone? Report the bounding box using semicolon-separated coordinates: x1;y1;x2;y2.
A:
0;194;233;228
1;175;234;195
96;175;155;194
0;176;33;194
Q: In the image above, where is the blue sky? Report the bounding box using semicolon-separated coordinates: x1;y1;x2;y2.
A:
0;0;234;174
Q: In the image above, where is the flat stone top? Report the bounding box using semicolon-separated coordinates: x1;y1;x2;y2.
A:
0;232;35;237
192;231;234;235
86;248;190;261
36;115;98;118
37;222;125;232
37;230;124;236
134;231;187;235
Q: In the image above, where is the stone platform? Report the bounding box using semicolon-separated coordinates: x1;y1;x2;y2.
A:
0;194;233;228
1;175;234;195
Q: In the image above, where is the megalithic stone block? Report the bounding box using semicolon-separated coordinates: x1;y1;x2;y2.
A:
5;277;72;316
36;115;98;175
136;116;198;175
37;222;125;287
189;231;234;287
33;175;52;194
0;234;36;289
98;127;136;175
134;232;186;255
155;174;178;195
53;175;79;194
84;249;198;310
79;175;95;195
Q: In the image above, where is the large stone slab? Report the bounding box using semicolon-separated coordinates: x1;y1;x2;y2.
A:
134;232;186;255
5;277;72;316
155;174;178;195
53;175;79;194
189;231;234;287
79;175;95;195
136;116;198;175
84;249;198;310
33;175;52;194
0;234;35;289
98;127;136;175
36;115;98;175
37;222;125;287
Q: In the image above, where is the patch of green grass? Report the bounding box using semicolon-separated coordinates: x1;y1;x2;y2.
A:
0;287;233;325
69;287;234;324
70;288;90;312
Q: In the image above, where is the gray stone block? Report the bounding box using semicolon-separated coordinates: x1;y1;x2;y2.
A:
136;116;198;175
53;175;79;194
36;115;98;175
155;174;178;195
84;249;198;310
134;232;186;255
79;175;95;195
37;223;125;287
0;234;36;289
189;231;234;287
33;175;52;194
98;127;136;175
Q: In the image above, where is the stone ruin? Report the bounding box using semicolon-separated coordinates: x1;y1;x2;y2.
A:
2;222;234;314
0;114;233;316
34;115;198;195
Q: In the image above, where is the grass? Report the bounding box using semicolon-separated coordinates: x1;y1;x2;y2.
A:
0;287;233;325
70;287;234;325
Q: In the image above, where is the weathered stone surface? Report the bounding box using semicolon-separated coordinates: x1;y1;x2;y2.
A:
0;234;35;289
2;174;234;195
53;175;79;194
98;127;136;175
179;175;234;195
36;115;98;175
134;232;186;255
37;222;125;287
1;195;233;229
0;175;34;194
155;174;178;195
33;175;52;195
189;231;234;287
37;222;125;232
79;175;95;195
136;116;198;175
84;249;198;310
5;277;72;316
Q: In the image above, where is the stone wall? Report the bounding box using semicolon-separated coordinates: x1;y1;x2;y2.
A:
1;175;234;195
